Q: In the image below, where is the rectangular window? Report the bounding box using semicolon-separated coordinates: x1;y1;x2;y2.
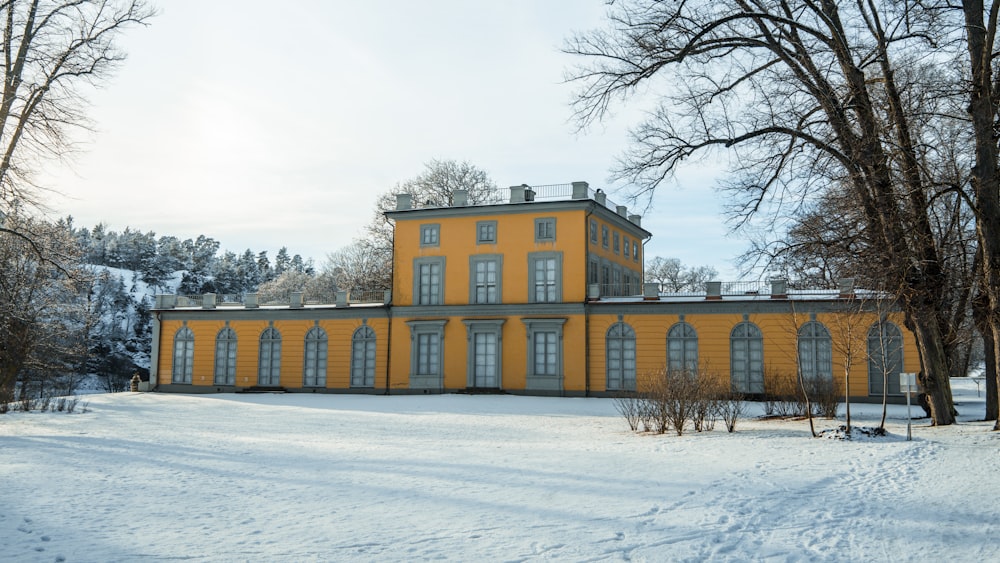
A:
601;225;609;248
613;231;620;254
633;243;639;261
533;331;558;375
590;219;598;244
415;259;444;305
406;319;447;390
420;224;440;247
530;253;561;303
623;237;630;258
535;217;556;241
476;221;496;244
472;258;499;304
416;332;440;375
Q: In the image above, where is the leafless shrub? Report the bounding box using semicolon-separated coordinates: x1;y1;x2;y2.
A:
718;392;746;432
67;397;84;414
803;377;840;419
613;392;644;431
692;375;725;432
763;369;806;417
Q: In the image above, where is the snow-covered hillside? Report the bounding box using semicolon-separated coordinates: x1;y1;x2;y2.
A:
2;378;997;561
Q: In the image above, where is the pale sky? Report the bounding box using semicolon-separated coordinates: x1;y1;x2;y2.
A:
41;0;745;277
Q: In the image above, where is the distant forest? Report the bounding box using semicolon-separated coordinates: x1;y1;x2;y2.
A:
60;216;317;392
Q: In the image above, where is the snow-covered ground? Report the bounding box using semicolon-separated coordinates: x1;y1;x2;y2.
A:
2;379;998;562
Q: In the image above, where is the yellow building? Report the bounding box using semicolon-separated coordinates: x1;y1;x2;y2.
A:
150;181;919;402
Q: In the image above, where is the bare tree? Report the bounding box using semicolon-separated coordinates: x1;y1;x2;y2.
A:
366;159;500;251
0;0;154;228
0;211;88;404
960;1;1000;430
644;256;717;293
324;238;392;293
566;1;959;424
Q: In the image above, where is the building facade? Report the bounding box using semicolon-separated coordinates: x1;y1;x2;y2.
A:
150;182;919;401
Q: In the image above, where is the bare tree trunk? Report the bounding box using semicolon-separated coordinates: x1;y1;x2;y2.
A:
984;326;998;421
910;313;957;425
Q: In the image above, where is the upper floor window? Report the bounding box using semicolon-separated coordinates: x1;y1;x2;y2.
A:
414;257;445;305
632;243;639;261
535;217;556;242
476;221;497;244
590;219;598;244
613;232;620;254
529;252;561;303
172;326;194;384
623;237;630;258
470;255;501;304
601;225;609;248
420;223;440;247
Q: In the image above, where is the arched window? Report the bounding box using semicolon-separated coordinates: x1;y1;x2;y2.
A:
303;326;328;387
172;326;194;384
868;321;903;396
258;326;282;386
667;322;698;373
798;321;832;393
214;327;237;385
731;321;763;394
606;322;636;391
351;325;377;388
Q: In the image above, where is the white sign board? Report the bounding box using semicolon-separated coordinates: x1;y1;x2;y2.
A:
899;372;917;389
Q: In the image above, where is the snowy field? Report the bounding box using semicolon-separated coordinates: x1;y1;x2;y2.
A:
2;379;998;562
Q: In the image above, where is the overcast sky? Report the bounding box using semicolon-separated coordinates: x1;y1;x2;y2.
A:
42;0;746;277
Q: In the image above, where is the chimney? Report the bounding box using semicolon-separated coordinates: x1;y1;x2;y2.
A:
571;181;589;199
202;293;216;309
643;282;660;300
290;292;303;309
770;279;788;299
396;193;412;210
706;281;722;300
594;189;607;206
629;214;641;227
453;189;468;206
510;185;527;203
245;293;259;308
335;290;348;307
617;205;628;217
838;278;856;299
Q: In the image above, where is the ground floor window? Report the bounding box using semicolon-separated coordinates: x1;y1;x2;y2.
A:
606;322;636;391
868;321;903;396
351;325;377;388
303;325;327;387
731;320;763;394
258;326;282;386
172;326;194;384
214;327;237;385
